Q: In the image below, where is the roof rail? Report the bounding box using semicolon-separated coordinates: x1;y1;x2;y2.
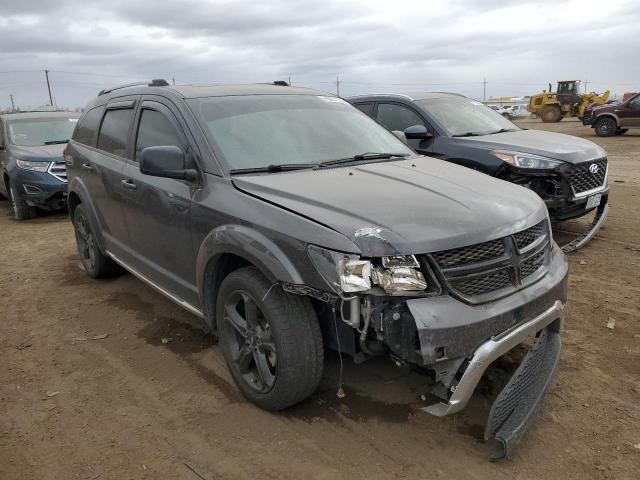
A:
98;79;170;96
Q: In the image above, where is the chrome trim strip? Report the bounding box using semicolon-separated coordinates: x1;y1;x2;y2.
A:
106;250;204;318
47;161;68;183
423;300;564;417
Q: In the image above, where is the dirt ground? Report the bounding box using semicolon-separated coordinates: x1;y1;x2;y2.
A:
1;119;639;480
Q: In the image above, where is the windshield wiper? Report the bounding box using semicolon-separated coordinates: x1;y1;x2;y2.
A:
44;140;70;145
229;163;316;175
317;152;410;168
451;132;483;137
485;128;519;135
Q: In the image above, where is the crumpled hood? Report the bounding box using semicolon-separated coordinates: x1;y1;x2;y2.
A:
10;144;66;161
232;157;547;256
456;129;606;164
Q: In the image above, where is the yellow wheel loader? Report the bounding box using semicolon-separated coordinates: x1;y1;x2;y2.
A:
528;80;609;123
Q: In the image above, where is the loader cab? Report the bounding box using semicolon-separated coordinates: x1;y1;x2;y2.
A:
556;80;581;105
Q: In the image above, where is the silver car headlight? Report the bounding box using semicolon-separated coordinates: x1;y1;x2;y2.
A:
307;246;427;295
16;159;51;172
493;151;562;169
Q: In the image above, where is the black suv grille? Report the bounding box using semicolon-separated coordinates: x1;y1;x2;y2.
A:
565;159;607;194
429;220;549;303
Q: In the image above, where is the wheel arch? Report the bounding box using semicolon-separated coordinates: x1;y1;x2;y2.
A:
196;225;307;331
594;113;619;126
67;178;107;253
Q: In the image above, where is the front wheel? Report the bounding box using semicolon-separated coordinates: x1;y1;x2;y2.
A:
540;105;562;123
594;118;616;137
216;266;324;411
9;181;37;220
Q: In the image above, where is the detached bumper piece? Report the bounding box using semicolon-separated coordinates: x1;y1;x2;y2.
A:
484;327;561;461
560;201;608;253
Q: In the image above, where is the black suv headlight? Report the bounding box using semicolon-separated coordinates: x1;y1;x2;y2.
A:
307;245;427;295
493;151;562;170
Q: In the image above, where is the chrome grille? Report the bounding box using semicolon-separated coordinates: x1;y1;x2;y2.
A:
566;159;607;194
429;221;550;303
48;160;67;183
431;239;505;267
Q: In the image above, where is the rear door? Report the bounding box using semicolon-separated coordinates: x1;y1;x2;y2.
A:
120;98;199;305
68;100;135;254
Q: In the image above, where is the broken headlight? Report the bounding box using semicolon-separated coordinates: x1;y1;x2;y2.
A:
493;151;562;170
307;246;427;295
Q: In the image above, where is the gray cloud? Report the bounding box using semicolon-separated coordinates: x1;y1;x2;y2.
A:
0;0;638;109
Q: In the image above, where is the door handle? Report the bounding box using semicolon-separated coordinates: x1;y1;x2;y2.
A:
81;162;95;172
121;179;138;190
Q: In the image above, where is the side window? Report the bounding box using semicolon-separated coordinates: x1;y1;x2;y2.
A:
134;108;183;162
630;96;640;109
376;103;425;132
354;102;375;117
72;107;103;146
97;108;134;157
0;120;5;146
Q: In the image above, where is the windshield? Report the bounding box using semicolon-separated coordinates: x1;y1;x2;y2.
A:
7;116;79;146
189;95;413;170
415;96;520;137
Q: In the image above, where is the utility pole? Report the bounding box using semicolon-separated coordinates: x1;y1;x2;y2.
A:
336;75;340;96
9;94;15;112
172;77;176;85
288;76;291;86
482;77;487;102
44;70;53;106
583;79;588;93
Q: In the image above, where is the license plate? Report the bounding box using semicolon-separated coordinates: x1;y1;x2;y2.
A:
586;194;601;209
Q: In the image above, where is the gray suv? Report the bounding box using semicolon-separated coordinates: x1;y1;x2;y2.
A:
66;80;568;459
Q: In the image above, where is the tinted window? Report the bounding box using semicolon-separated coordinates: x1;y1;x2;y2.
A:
376;103;425;132
189;95;412;170
97;108;134;157
630;96;640;109
73;107;102;146
134;109;183;161
354;102;374;116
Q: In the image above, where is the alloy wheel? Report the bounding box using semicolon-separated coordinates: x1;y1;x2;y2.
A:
75;214;96;271
222;291;277;393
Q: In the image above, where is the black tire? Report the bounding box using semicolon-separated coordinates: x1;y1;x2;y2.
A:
9;180;37;220
594;118;616;137
540;105;562;123
216;266;323;411
73;204;121;278
615;128;629;136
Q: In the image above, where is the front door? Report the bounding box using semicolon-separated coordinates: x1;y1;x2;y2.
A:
375;102;434;154
120;99;199;305
617;95;640;128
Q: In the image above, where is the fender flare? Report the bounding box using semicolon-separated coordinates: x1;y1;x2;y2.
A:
195;224;306;329
593;113;620;126
68;177;107;253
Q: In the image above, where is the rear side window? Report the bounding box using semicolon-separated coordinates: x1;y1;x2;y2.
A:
134;109;183;161
630;96;640;109
354;103;375;116
73;107;103;146
376;103;425;132
97;108;134;157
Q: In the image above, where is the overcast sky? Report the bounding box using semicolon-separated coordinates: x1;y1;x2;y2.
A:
0;0;638;109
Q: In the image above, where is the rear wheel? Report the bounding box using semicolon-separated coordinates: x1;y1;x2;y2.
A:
216;266;323;411
594;118;616;137
540;105;562;123
73;204;121;278
9;180;37;220
615;128;629;136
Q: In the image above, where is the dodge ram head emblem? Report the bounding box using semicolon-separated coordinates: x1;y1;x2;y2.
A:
589;163;599;174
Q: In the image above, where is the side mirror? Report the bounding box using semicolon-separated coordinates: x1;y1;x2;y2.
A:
392;130;408;144
140;145;198;182
404;124;432;140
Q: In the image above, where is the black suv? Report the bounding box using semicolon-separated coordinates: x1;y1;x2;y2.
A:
349;93;609;251
67;81;568;459
0;111;79;219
